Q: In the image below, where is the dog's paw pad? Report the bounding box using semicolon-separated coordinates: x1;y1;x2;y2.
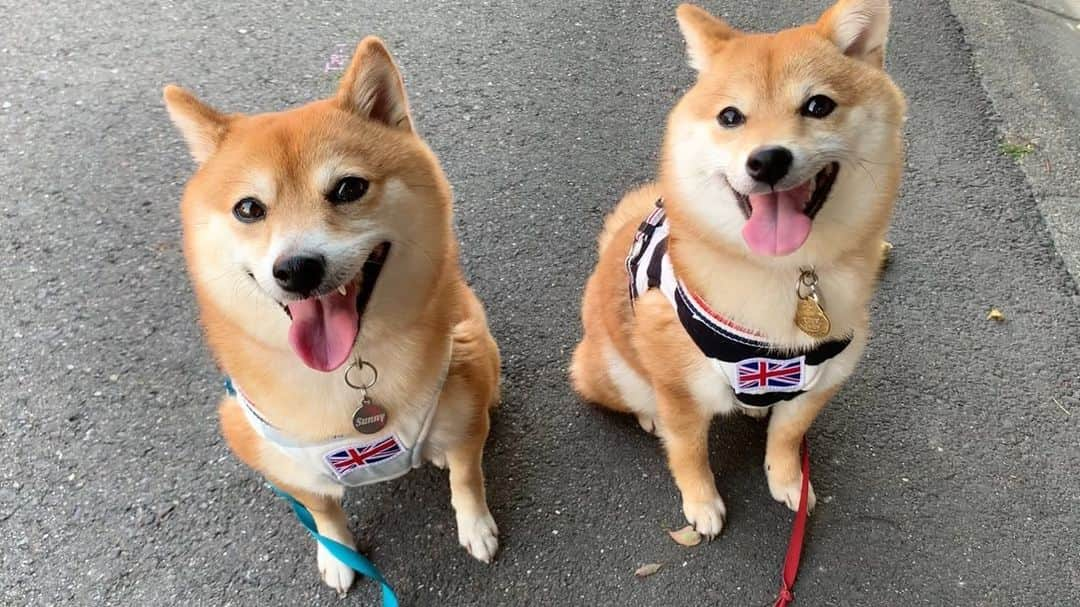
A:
317;542;356;596
457;510;499;563
769;475;816;513
682;497;726;538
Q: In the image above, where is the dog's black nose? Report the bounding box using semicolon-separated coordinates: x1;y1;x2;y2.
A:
746;146;794;186
273;254;325;295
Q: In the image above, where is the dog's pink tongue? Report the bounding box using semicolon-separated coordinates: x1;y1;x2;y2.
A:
286;284;359;372
741;183;813;256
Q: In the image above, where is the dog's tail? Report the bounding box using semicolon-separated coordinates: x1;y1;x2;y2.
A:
596;183;663;254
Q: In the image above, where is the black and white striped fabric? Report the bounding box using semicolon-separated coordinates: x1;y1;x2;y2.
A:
625;200;852;408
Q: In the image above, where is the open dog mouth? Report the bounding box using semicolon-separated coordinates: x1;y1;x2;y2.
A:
280;243;391;373
730;163;839;257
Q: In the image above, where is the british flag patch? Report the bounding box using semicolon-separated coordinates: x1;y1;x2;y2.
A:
735;357;805;393
324;436;404;479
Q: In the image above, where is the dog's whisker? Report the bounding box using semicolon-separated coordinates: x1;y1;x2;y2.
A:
842;158;882;191
851;154;892;167
391;235;440;268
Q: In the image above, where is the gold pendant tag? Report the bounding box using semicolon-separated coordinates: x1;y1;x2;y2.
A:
795;296;831;338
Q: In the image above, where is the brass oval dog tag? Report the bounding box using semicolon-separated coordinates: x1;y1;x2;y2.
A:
352;398;388;434
795;296;831;339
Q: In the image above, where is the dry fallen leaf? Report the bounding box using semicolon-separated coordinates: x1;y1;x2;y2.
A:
634;563;662;578
879;240;894;270
667;525;702;547
987;308;1006;322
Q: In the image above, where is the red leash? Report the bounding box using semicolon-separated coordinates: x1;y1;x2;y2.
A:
773;437;811;607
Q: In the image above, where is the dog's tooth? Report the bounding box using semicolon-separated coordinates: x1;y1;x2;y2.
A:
338;285;347;296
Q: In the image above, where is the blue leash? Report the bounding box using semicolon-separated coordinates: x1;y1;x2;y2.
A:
223;379;397;604
268;486;399;606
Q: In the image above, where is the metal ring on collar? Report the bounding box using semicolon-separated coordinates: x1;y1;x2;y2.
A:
345;360;379;391
796;267;819;299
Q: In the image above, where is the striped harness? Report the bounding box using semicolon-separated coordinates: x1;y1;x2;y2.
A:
625;201;851;408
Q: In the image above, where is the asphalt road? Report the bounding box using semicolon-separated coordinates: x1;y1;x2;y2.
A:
949;0;1080;288
2;1;1078;606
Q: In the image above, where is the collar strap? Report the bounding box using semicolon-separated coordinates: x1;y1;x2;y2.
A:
228;380;318;449
680;283;767;342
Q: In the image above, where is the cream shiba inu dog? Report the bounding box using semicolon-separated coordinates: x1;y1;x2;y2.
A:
572;1;905;536
164;38;500;594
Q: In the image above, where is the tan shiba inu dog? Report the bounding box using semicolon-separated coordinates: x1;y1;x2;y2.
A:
164;38;500;594
571;0;905;536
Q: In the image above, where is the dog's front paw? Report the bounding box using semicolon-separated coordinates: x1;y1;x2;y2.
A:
636;413;657;435
682;496;726;538
456;510;499;563
738;405;770;419
428;452;448;469
317;542;356;597
767;468;816;513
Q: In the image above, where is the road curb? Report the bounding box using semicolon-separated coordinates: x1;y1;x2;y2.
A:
948;0;1080;295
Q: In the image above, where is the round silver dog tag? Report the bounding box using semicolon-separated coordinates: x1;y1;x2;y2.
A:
352;398;388;434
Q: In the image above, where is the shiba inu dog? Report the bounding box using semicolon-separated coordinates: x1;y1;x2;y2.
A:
571;0;905;536
164;38;501;594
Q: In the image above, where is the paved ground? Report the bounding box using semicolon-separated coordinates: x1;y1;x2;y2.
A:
949;0;1080;287
2;1;1077;606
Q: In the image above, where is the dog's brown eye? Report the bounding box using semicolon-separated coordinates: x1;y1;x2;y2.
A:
233;197;266;223
718;107;745;128
801;95;836;119
328;176;369;205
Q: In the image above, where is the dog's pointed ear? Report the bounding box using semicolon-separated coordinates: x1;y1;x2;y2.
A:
676;4;737;72
336;37;413;132
817;0;891;67
163;85;232;164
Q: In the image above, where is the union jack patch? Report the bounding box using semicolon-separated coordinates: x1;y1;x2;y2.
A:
735;357;805;393
324;436;404;479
